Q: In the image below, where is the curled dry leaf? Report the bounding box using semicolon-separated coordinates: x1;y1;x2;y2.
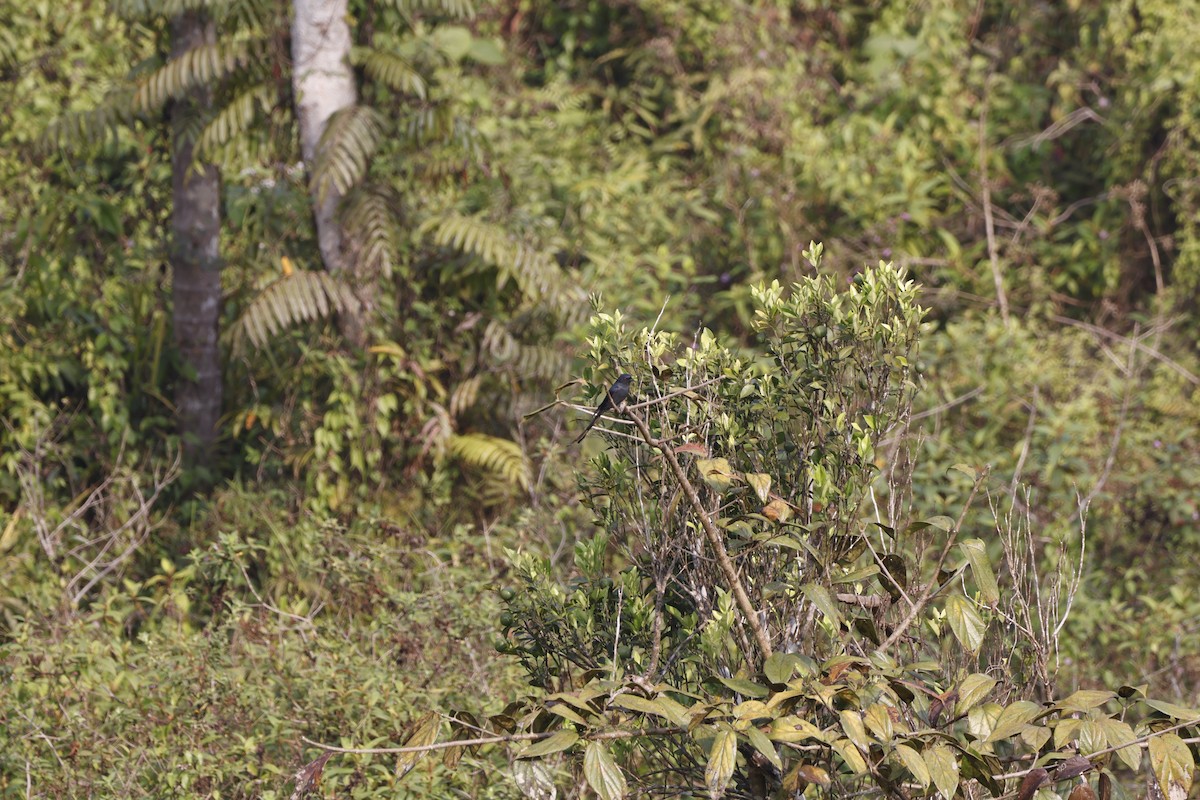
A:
1018;767;1051;800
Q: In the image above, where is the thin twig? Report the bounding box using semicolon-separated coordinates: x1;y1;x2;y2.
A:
878;468;988;652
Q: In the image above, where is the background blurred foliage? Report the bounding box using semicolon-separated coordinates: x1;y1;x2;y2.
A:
2;0;1200;796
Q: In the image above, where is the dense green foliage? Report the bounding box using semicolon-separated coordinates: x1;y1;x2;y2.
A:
2;0;1200;797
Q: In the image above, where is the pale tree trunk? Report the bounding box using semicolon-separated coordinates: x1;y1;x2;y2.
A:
291;0;363;342
170;11;223;469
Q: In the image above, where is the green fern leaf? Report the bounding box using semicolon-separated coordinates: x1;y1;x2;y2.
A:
133;37;263;113
230;269;360;353
312;105;387;200
448;433;530;492
352;47;427;99
342;184;402;277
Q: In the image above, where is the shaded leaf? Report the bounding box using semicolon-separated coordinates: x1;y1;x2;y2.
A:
959;538;999;605
583;742;626;800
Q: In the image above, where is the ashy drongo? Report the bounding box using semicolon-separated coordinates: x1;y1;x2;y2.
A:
574;373;633;443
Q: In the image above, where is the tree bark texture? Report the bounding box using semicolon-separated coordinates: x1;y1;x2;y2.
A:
170;11;223;467
291;0;363;343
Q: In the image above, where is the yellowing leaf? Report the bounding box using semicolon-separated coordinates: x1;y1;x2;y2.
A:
840;710;870;750
956;673;997;716
280;255;294;275
923;743;959;800
894;744;931;788
706;729;737;799
695;458;734;493
745;473;772;503
396;712;440;778
1056;690;1116;713
1149;733;1194;800
762;498;792;523
986;701;1043;743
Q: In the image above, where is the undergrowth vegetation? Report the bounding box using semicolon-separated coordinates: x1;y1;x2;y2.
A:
2;0;1200;797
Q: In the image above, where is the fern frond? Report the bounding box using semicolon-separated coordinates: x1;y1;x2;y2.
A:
312;105;387;200
449;375;481;418
111;0;268;25
43;89;137;153
133;37;262;112
352;47;427;99
447;433;530;491
194;83;275;161
374;0;475;20
419;213;586;318
342;184;403;277
230;269;360;353
402;104;456;146
481;321;571;381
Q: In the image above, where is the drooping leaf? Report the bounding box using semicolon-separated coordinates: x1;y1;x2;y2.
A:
958;539;999;605
1148;733;1193;800
520;730;578;759
395;712;440;778
512;759;557;800
944;593;986;653
705;729;737;799
894;744;930;788
583;742;626;800
922;743;959;800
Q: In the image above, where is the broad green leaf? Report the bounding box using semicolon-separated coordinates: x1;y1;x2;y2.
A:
466;37;505;65
1021;725;1051;751
746;725;782;772
1055;718;1083;750
840;710;870;750
923;743;960;800
717;676;769;698
746;472;772;503
802;583;842;630
986;701;1043;743
520;730;578;759
1148;733;1193;800
432;26;472;61
732;700;770;721
1056;690;1116;713
894;744;931;788
956;673;997;715
1144;699;1200;720
958;539;999;605
764;652;803;685
611;694;687;725
1096;718;1141;771
944;594;986;653
706;729;737;799
583;742;626;800
1078;721;1104;755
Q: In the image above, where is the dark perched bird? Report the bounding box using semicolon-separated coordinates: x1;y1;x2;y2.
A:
574;373;633;443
